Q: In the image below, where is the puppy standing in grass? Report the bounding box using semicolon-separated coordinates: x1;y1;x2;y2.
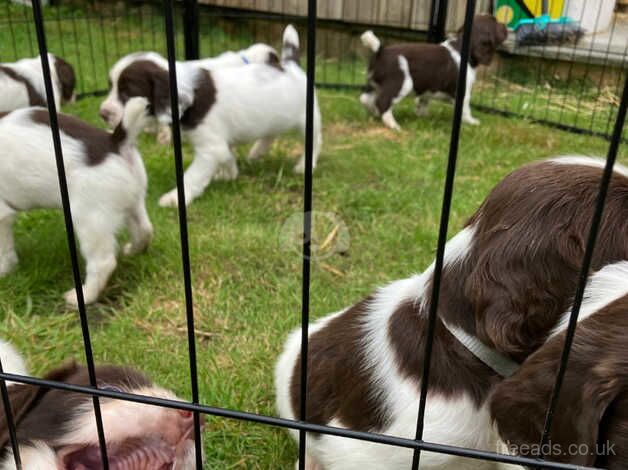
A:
0;339;200;469
0;97;152;307
360;15;507;130
100;24;322;208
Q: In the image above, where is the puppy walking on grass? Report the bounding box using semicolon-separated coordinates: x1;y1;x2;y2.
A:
0;97;153;307
360;15;507;130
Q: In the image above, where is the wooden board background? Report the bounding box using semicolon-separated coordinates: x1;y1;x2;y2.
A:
201;0;493;31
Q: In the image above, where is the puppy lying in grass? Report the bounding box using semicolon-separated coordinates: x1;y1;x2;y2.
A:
0;339;201;469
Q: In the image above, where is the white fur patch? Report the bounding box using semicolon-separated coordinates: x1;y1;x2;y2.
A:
0;54;64;113
548;155;628;179
551;261;628;337
360;30;381;53
0;339;27;386
1;442;59;470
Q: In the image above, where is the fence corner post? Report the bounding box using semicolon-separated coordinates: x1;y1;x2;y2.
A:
183;0;200;60
427;0;449;43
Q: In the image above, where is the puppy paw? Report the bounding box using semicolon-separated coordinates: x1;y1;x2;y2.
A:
294;160;305;174
64;288;79;308
0;252;18;277
157;125;172;145
64;287;98;307
123;242;141;257
159;191;179;208
213;165;239;181
463;116;480;126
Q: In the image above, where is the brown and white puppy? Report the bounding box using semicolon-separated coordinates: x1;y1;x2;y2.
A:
491;261;628;469
360;15;507;130
0;341;200;470
0;54;76;112
0;97;153;306
275;156;628;469
100;25;322;208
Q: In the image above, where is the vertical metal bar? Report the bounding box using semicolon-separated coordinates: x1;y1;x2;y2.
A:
588;15;618;133
539;73;628;455
427;0;448;43
557;0;587;125
23;4;35;57
183;0;200;60
411;0;476;468
0;360;21;470
85;7;98;94
162;1;203;468
5;1;19;61
298;1;317;469
571;4;605;129
70;10;85;96
29;1;109;469
111;2;121;66
605;43;628;137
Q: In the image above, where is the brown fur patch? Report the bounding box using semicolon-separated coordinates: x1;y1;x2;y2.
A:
491;295;628;468
31;109;125;166
0;65;45;107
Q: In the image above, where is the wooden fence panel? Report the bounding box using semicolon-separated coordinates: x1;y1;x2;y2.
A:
198;0;494;32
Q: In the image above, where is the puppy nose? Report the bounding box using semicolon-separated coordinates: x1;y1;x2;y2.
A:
178;410;206;431
178;410;193;420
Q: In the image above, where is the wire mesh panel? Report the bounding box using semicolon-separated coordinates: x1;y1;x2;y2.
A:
0;0;626;469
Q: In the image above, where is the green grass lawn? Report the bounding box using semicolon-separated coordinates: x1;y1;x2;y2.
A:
0;87;625;467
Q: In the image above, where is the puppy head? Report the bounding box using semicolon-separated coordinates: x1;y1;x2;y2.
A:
52;55;76;104
100;53;170;128
466;15;508;66
2;362;200;469
241;43;278;65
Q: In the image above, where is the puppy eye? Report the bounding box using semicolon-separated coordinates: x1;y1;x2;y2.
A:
100;385;123;393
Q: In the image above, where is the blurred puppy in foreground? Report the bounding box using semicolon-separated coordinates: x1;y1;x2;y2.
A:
0;339;201;469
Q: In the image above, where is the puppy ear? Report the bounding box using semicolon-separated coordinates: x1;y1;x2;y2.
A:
54;56;76;102
150;69;172;123
490;326;624;466
0;361;79;451
0;384;40;451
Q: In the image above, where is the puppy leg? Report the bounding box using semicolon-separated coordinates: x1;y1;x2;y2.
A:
294;455;325;470
123;198;153;256
248;137;275;160
415;95;430;117
159;141;234;208
295;105;323;174
376;56;413;131
213;158;239;182
359;91;379;115
0;202;17;277
65;214;120;306
213;147;239;181
462;78;479;125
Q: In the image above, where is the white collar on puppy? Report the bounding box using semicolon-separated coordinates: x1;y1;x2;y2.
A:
441;319;520;378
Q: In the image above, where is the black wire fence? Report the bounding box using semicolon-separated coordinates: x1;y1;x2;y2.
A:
0;0;626;139
0;0;627;469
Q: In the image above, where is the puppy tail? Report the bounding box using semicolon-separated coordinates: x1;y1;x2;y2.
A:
361;30;381;54
0;339;28;377
281;24;300;63
112;96;150;147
